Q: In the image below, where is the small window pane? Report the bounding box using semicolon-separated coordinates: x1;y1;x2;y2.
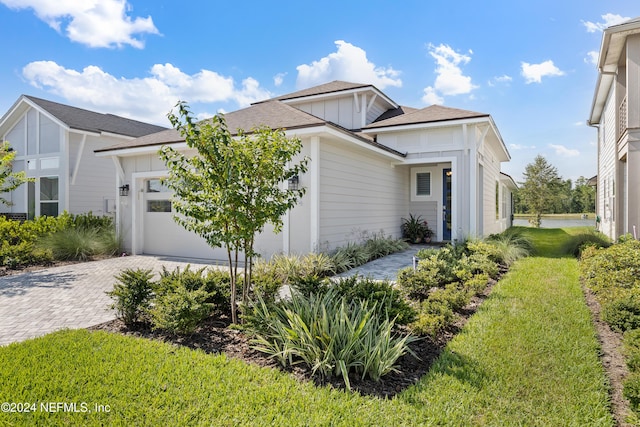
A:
40;202;58;217
40;157;59;169
28;181;35;220
39;114;60;154
147;200;171;212
416;172;431;196
146;179;170;193
40;177;59;201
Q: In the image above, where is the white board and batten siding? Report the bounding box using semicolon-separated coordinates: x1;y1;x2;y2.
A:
318;139;408;250
295;94;389;130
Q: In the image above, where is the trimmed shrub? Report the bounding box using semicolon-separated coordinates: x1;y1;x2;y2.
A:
581;239;640;295
246;290;418;390
332;276;416;325
625;373;640;413
624;329;640;372
250;268;282;304
158;265;231;311
463;273;490;295
148;285;212;335
429;283;471;312
410;300;455;337
601;295;640;333
289;275;331;297
106;268;155;325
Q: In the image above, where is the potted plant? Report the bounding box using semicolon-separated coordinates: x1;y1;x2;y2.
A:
401;214;433;244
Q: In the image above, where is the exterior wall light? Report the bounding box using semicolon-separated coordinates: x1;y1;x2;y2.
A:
288;175;299;191
119;184;130;197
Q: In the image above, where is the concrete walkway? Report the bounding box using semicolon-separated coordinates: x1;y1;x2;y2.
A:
335;244;432;281
0;255;221;346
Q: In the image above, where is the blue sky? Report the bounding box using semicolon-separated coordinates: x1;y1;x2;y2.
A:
0;1;637;182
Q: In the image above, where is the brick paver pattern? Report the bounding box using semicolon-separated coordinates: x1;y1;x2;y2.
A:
0;255;219;346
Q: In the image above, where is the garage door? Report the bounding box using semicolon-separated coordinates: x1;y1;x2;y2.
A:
142;178;227;260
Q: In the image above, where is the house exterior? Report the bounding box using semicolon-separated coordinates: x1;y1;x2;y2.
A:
96;81;513;260
589;17;640;240
0;95;166;219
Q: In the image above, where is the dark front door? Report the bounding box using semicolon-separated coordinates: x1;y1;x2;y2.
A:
443;168;452;240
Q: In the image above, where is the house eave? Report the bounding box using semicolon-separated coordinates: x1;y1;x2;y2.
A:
278;86;399;110
361;115;491;133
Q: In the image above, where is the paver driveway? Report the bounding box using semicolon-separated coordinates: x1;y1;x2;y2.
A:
0;255;221;346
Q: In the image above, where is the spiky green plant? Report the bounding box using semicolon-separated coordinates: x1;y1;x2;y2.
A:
246;290;418;390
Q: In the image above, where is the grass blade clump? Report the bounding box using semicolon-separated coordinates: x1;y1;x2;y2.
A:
246;290;418;390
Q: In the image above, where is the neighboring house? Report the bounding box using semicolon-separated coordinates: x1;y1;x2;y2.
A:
0;95;166;219
96;81;513;260
589;17;640;240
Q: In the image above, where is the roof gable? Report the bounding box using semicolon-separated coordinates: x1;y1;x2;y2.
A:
265;81;373;102
6;95;167;138
365;105;489;130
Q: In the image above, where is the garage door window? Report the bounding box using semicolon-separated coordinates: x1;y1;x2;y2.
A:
147;200;171;212
146;179;170;193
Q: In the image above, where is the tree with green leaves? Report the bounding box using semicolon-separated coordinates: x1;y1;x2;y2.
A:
519;155;563;227
160;102;309;323
571;176;596;213
0;141;31;206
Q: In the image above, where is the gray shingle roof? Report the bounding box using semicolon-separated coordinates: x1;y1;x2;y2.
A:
96;100;405;157
262;81;373;103
25;95;167;137
365;105;489;129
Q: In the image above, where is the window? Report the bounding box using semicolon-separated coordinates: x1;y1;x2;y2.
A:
40;157;59;169
27;181;35;220
416;172;431;196
495;181;500;220
146;179;170;193
501;186;507;219
40;176;59;217
147;200;171;212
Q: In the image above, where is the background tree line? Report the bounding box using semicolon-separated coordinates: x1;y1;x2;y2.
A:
514;155;596;226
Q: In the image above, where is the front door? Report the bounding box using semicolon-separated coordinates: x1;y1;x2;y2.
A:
443;168;452;240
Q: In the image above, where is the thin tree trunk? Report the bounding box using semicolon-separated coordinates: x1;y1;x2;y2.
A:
226;247;236;324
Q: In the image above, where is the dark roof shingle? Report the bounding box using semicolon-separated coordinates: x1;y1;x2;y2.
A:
365;105;489;129
25;95;167;137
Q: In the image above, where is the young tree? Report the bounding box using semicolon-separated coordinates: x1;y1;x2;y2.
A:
0;141;30;206
519;155;562;227
160;102;309;323
571;176;596;213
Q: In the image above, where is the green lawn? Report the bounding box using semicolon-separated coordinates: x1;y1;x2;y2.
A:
0;227;614;426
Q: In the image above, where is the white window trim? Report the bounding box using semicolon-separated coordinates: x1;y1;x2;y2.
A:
410;166;437;202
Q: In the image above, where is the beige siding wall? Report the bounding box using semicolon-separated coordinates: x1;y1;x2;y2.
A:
598;90;617;239
68;134;117;215
117;147;308;259
479;140;503;237
318;139;408;250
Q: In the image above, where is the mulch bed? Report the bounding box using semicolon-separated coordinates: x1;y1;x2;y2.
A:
88;281;496;399
582;286;634;426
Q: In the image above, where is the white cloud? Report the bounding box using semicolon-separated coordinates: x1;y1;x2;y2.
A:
421;43;477;105
521;60;565;84
296;40;402;89
422;87;444;105
22;61;272;124
585;51;599;65
549;144;580;157
509;143;536;150
582;13;630;33
488;74;512;87
0;0;159;48
273;72;287;87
